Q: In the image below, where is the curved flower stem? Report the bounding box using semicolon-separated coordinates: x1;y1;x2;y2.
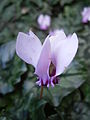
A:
40;86;43;99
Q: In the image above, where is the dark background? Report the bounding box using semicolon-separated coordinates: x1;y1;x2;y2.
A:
0;0;90;120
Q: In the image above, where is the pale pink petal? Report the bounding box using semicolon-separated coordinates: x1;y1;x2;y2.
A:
53;33;78;76
49;30;66;65
49;29;66;49
35;36;51;82
37;14;51;30
82;8;88;16
37;14;44;26
82;12;90;23
16;31;42;67
44;15;51;26
82;7;90;23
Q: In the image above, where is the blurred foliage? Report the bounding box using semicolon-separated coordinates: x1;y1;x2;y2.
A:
0;0;90;120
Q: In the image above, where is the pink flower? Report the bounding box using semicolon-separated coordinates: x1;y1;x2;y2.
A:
82;7;90;23
37;14;51;30
16;30;78;87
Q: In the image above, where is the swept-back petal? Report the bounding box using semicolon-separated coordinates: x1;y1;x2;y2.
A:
49;30;66;47
37;14;44;25
81;7;90;23
53;33;78;76
16;31;42;67
44;15;51;26
35;36;51;82
49;30;66;65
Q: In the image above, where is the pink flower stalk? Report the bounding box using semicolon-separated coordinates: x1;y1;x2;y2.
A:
37;14;51;30
16;30;78;87
82;7;90;23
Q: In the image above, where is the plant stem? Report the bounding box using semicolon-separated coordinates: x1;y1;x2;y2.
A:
40;86;43;99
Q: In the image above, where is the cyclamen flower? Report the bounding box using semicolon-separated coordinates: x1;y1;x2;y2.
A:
82;7;90;23
37;14;51;30
16;30;78;87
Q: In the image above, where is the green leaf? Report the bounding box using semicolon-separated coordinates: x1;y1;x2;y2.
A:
0;41;16;68
0;81;14;94
71;102;90;120
60;0;74;6
44;61;85;107
28;96;47;120
0;50;27;94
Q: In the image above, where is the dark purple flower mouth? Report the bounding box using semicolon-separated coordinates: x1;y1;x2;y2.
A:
40;77;59;87
36;62;59;87
49;62;56;77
